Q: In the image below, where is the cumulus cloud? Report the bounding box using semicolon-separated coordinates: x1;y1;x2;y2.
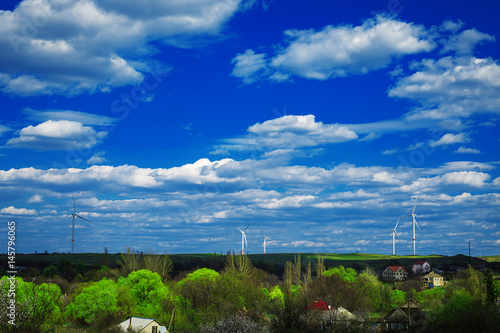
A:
389;56;500;120
0;206;36;215
222;115;358;151
231;15;434;83
230;49;268;84
6;120;107;150
442;29;495;55
27;194;43;203
0;0;242;96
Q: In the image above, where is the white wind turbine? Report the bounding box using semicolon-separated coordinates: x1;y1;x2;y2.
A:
261;229;268;254
70;195;92;254
237;224;249;255
391;218;401;256
399;195;420;255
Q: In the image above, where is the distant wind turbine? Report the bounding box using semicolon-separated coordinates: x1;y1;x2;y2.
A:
70;195;92;253
261;229;268;254
399;195;420;255
391;218;401;256
237;224;249;255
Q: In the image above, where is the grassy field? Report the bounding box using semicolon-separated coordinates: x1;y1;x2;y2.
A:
479;255;500;263
6;252;495;276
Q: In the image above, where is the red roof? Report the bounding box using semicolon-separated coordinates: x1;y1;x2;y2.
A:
414;260;428;265
388;266;407;272
307;299;331;311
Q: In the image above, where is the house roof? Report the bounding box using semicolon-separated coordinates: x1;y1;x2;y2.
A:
388;266;407;272
422;271;444;279
400;299;422;309
383;307;409;322
118;317;166;332
414;260;428;265
307;299;331;311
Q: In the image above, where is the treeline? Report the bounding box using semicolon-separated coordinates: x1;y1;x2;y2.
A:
0;252;499;332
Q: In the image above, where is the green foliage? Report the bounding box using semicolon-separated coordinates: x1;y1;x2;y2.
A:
179;268;220;285
43;264;58;278
0;277;61;332
117;269;171;321
322;266;357;283
66;278;119;325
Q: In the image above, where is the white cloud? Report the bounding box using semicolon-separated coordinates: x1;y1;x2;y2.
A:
0;0;242;96
27;194;43;203
232;15;434;83
442;29;495;55
0;206;36;215
7;120;107;150
23;109;118;126
87;152;108;165
230;49;268;84
455;146;481;154
224;115;358;151
389;56;500;120
430;133;469;146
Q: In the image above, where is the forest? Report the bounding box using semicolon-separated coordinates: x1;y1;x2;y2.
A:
1;249;499;333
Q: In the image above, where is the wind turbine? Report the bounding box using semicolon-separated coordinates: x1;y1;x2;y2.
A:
70;195;92;253
399;195;420;255
261;229;268;254
237;224;249;255
391;218;401;256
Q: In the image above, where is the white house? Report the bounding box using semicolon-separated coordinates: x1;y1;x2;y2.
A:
118;317;168;333
412;261;431;274
382;266;408;282
421;271;447;288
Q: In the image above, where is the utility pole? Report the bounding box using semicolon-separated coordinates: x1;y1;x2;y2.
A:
469;240;471;266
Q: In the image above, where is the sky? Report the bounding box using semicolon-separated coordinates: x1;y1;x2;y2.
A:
0;0;499;256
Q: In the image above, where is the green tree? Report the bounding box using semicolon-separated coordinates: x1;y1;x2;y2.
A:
66;278;119;326
117;269;171;321
484;269;499;303
322;266;357;283
43;264;58;278
0;277;61;333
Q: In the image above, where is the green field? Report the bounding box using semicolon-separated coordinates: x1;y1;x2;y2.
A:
6;252;495;276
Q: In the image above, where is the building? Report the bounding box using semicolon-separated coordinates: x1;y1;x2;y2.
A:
421;271;446;288
412;260;431;274
381;299;423;331
117;317;168;333
382;266;408;282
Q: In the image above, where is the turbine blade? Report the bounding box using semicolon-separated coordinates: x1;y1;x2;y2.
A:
244;233;248;246
237;228;243;233
245;224;250;232
73;194;76;213
75;214;92;223
395;218;400;230
412;196;418;214
399;214;412;219
414;217;420;230
395;231;401;242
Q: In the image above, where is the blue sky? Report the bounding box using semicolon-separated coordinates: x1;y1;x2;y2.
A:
0;0;499;256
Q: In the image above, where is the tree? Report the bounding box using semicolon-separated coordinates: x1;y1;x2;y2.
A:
322;266;357;283
143;250;173;279
66;278;119;326
117;269;171;322
43;265;58;278
201;314;268;333
0;277;61;333
484;269;499;303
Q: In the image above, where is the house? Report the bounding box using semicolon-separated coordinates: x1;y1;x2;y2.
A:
117;317;168;333
306;299;332;311
412;261;431;274
421;271;447;288
381;299;423;331
382;266;407;282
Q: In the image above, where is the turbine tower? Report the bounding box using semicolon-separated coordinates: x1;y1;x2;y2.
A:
400;195;420;255
237;224;249;255
70;195;92;253
261;229;268;254
391;218;401;256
